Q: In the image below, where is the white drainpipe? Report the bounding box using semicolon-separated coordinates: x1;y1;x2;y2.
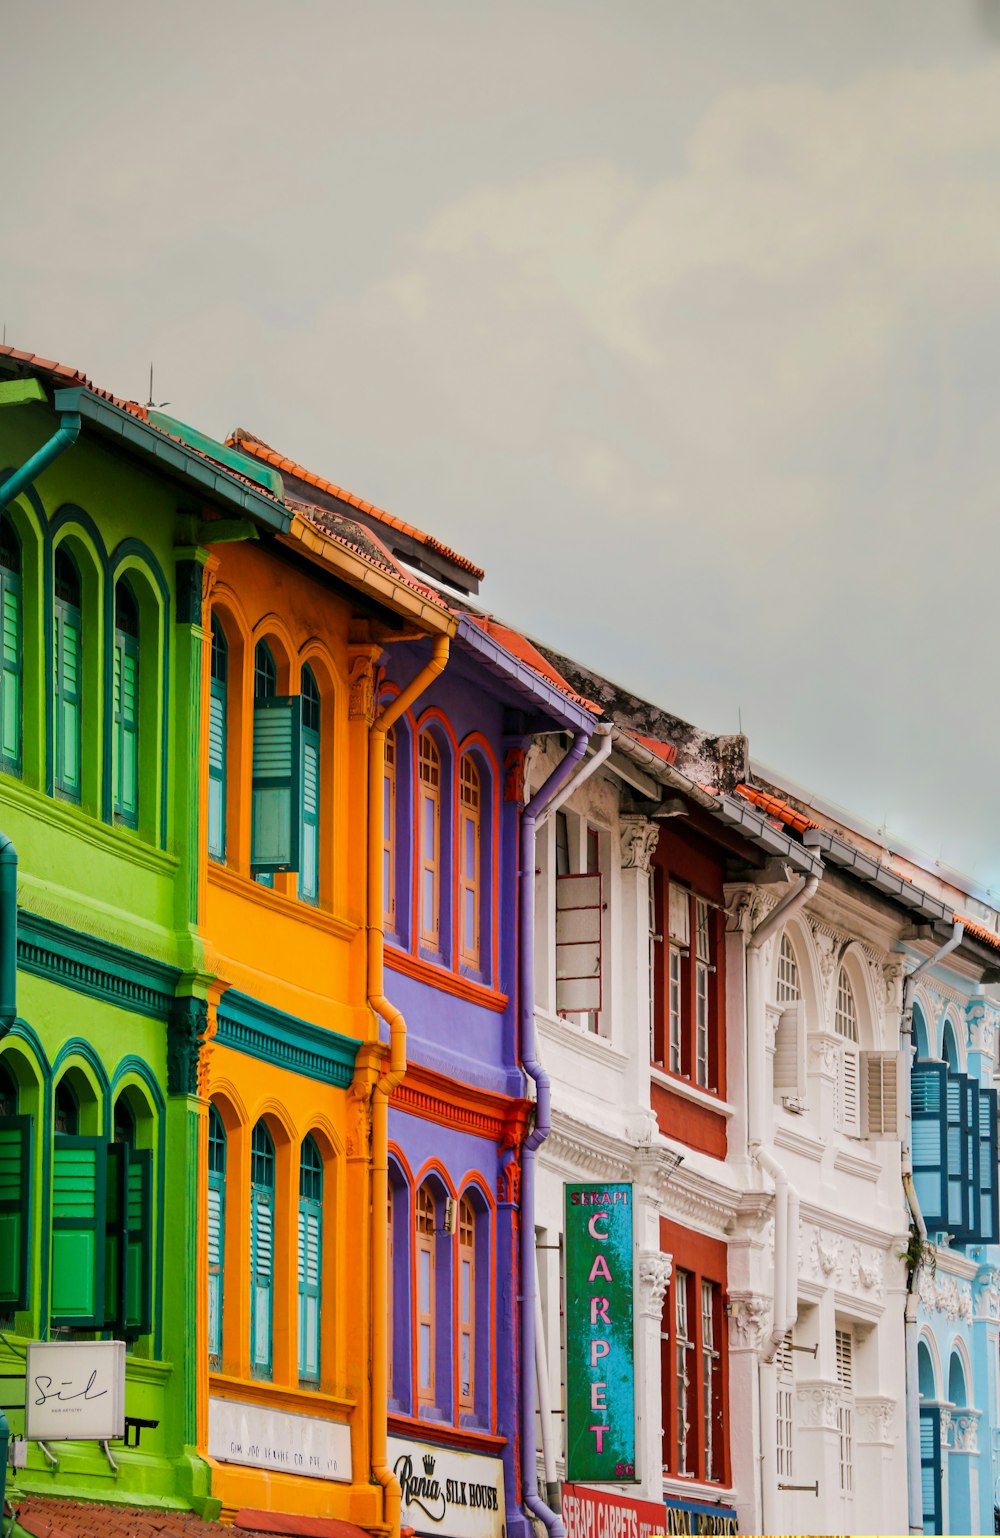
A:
901;921;963;1536
536;722;613;828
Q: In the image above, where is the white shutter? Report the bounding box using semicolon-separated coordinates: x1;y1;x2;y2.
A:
773;1004;806;1101
668;885;690;947
863;1051;900;1138
840;1044;860;1136
555;873;602;1014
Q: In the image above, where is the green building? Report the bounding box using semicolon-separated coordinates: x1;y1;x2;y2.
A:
0;347;288;1521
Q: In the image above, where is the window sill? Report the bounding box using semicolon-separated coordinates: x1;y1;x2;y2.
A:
207;863;359;941
388;1410;506;1453
386;945;508;1013
0;774;177;874
536;1007;627;1066
663;1475;736;1502
650;1066;733;1119
209;1372;354;1418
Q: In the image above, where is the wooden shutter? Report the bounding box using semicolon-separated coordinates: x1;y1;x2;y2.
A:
251;695;302;873
920;1405;942;1535
555;872;602;1015
863;1052;900;1137
51;1136;107;1326
113;634;139;826
773;1004;805;1099
124;1149;152;1335
946;1073;968;1236
0;1114;30;1309
0;569;21;770
978;1087;999;1244
208;681;226;861
55;604;82;798
207;1168;225;1363
299;731;320;902
251;1184;274;1376
298;1199;321;1382
912;1062;948;1230
839;1043;860;1135
103;1143;127;1328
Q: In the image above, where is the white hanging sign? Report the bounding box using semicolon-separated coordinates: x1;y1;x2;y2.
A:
208;1396;352;1482
25;1341;126;1441
388;1435;506;1538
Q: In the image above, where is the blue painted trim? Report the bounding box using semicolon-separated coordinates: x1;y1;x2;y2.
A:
215;990;360;1087
17;909;181;1021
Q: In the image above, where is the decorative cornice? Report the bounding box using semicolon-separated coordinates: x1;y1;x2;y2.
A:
917;1268;973;1323
544;1116;633;1185
833;1147;882;1183
17;909;180;1020
386;945;508;1013
393;1061;531;1144
215;989;359;1087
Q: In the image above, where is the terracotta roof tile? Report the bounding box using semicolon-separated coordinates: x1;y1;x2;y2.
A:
9;1497;226;1538
234;1509;371;1537
734;783;821;835
629;732;679;767
460;613;601;713
955;911;1000;954
227;428;485;582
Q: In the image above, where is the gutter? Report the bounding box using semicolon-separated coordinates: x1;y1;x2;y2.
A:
368;638;451;1538
0;378;80;511
518;726;599;1538
900;921;963;1536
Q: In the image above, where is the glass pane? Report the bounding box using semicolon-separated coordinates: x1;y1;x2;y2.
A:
419;1323;431;1388
422;870;435;933
419;1247;430;1310
461;1258;471;1322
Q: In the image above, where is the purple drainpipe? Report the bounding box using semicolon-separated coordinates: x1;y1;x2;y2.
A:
519;729;592;1538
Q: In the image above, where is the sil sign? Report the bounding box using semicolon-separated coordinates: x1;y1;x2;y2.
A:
564;1181;636;1483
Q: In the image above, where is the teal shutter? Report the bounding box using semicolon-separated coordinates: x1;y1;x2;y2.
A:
207;1114;226;1365
298;1136;322;1383
912;1062;948;1230
978;1086;999;1243
299;733;319;902
920;1405;942;1534
208;683;227;861
0;1114;30;1309
54;602;82;800
250;1186;274;1376
251;696;302;873
104;1143;127;1328
946;1073;968;1236
123;1148;152;1334
0;568;22;772
51;1136;107;1325
113;631;139;826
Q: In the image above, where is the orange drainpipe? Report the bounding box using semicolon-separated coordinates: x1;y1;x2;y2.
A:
369;635;450;1537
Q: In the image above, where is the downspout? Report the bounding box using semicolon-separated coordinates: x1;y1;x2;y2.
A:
901;920;963;1536
0;834;16;1039
0;382;81;512
746;871;819;1535
369;636;451;1538
520;722;605;1538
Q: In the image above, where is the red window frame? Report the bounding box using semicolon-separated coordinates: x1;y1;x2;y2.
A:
660;1217;729;1487
650;830;726;1097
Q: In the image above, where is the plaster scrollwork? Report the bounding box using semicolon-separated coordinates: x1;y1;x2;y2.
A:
619;816;661;872
966;996;998;1059
939;1407;952;1448
856;1397;896;1445
807;1031;841;1079
849;1243;885;1302
880;959;906;1018
952;1411;980;1453
809;1226;843;1284
725;888;755;939
809;925;840;995
796;1382;841;1430
638;1250;673;1319
727;1293;770;1352
347;645;381;725
918;1270;973;1323
975;1266;1000;1321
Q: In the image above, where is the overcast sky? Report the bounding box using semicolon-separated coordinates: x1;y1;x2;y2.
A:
6;1;1000;890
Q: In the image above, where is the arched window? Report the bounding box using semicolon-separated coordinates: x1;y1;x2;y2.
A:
418;734;441;950
776;934;800;1003
299;666;320;904
207;1105;226;1368
834;968;860;1135
0;517;22;774
918;1341;942;1532
298;1135;323;1383
113;1097;135;1146
250;1121;275;1378
458;1195;475;1413
107;1092;152;1338
0;1055;16;1116
942;1019;961;1073
54;1077;79;1135
0;1053;28;1312
255;642;276;701
459;757;481;970
54;547;82;801
113;580;140;826
252;641;299;881
208;618;228;862
415;1183;436;1407
384;726;397;931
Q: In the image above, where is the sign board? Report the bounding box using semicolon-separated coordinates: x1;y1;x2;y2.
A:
25;1341;125;1441
662;1497;739;1535
208;1397;351;1482
563;1483;667;1538
388;1435;506;1538
564;1181;636;1483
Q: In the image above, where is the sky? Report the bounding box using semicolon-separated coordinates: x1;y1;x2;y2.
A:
5;1;1000;890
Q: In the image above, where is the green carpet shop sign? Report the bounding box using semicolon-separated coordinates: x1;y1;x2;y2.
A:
564;1181;636;1483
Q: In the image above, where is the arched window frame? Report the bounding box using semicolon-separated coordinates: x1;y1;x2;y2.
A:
251;639;301;879
833;967;861;1135
0;516;22;775
208;617;228;863
0;1052;29;1311
418;732;443;953
207;1104;226;1369
53;544;83;802
415;1182;437;1409
297;1134;323;1384
298;666;320;904
384;724;397;932
250;1120;276;1378
105;1086;153;1337
457;1194;476;1415
112;578;140;828
388;1156;411;1411
458;754;481;972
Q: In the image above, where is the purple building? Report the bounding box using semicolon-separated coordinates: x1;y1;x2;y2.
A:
380;613;596;1538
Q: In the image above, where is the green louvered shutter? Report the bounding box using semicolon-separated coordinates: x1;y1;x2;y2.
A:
250;1123;275;1378
123;1149;152;1334
0;1114;30;1309
208;685;227;861
978;1086;999;1244
104;1143;127;1328
251;696;301;873
51;1136;106;1325
912;1062;948;1230
207;1108;226;1365
54;602;82;800
298;1136;322;1383
113;632;139;827
299;733;319;903
0;569;22;772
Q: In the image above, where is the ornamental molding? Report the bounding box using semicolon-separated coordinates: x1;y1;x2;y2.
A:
917;1269;973;1323
807;1225;844;1284
856;1396;897;1445
619;815;660;872
807;1030;841;1080
545;1115;633;1186
633;1144;744;1237
966;997;998;1058
951;1410;980;1454
638;1250;673;1319
849;1242;886;1301
939;1407;952;1445
727;1292;770;1352
796;1381;841;1430
347;644;381;724
974;1266;1000;1321
798;1199;902;1252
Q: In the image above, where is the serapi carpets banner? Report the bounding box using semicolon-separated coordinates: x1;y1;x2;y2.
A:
564;1180;636;1483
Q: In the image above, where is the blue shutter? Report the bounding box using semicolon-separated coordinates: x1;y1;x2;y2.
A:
0;569;21;772
51;1136;107;1326
962;1075;978;1241
912;1062;948;1230
0;1114;30;1309
298;1199;322;1382
920;1405;942;1534
250;1185;274;1376
207;1107;226;1366
208;683;226;861
251;695;302;873
298;733;320;903
978;1086;999;1244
